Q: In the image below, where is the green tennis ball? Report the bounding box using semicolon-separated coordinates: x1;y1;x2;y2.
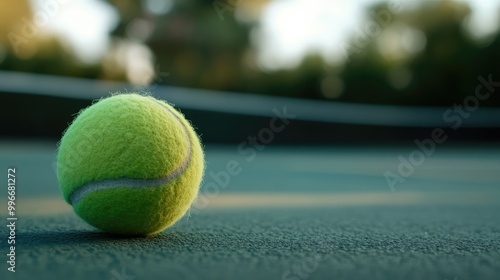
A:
56;93;204;236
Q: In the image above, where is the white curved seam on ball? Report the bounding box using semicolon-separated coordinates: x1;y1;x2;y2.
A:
68;99;193;206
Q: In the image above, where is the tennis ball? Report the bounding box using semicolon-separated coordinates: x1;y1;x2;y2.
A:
56;93;204;236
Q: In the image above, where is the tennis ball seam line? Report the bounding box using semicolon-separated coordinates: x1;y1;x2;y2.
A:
68;99;193;206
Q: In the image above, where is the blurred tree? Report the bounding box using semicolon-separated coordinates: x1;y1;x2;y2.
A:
332;0;500;107
105;0;255;91
0;0;32;47
1;0;498;107
0;1;101;79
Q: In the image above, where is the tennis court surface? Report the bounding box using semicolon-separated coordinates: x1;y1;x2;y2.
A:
1;141;499;280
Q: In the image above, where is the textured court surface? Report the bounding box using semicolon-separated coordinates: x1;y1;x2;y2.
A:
1;141;500;280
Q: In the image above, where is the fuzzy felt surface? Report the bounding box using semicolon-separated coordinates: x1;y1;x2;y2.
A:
56;93;205;235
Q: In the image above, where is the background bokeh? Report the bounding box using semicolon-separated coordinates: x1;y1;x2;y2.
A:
1;0;499;107
1;3;500;280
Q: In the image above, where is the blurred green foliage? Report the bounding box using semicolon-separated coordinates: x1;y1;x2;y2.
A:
0;0;499;106
337;1;500;106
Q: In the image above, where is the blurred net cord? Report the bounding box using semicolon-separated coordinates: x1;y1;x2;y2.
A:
2;70;500;128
